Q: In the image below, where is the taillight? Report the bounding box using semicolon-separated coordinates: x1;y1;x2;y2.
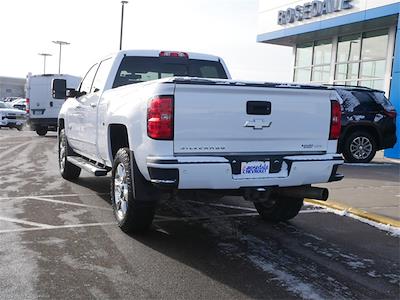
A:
329;100;341;140
147;96;174;140
384;110;397;119
159;51;189;59
26;98;30;114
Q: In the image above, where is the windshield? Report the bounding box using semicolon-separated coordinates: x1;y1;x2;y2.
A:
0;102;10;108
113;56;228;88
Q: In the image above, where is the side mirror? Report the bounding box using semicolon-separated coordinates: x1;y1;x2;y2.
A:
52;79;67;99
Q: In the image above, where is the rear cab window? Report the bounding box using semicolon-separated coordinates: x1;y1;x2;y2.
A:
112;56;228;88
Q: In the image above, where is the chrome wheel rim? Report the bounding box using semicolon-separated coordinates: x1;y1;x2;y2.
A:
350;136;372;160
114;163;129;221
59;136;66;173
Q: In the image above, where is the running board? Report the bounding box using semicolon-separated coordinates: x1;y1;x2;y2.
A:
67;156;108;176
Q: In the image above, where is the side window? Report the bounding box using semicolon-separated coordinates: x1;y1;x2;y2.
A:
91;58;113;93
79;63;98;95
352;91;381;112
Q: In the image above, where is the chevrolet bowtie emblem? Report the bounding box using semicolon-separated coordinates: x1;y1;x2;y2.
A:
244;120;272;130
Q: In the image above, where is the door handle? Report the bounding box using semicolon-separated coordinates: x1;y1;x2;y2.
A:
90;103;97;108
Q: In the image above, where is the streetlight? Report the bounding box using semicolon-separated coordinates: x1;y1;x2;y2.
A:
38;53;52;74
52;40;70;74
120;1;128;50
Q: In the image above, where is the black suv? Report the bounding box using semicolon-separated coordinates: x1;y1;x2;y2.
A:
331;86;397;163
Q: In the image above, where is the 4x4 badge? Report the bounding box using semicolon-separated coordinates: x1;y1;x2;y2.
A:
244;120;272;130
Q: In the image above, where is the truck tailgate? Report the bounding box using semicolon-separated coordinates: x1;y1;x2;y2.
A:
173;84;331;155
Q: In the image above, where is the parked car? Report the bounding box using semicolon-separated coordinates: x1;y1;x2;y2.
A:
0;101;27;130
331;86;397;163
52;50;344;233
11;98;27;111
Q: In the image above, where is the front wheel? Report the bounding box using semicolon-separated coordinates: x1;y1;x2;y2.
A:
342;131;376;163
16;125;23;131
254;195;303;222
111;148;158;233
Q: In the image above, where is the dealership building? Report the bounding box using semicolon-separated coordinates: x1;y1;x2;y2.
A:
0;76;26;100
258;0;400;159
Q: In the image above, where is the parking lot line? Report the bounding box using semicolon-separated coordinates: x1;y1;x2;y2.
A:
0;141;31;160
29;196;112;211
0;193;109;200
0;222;116;234
0;216;55;228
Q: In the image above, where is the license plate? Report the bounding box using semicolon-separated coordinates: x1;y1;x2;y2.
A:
240;161;270;178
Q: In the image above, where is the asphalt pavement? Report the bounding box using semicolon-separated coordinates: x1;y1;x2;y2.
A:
0;128;399;300
317;151;400;221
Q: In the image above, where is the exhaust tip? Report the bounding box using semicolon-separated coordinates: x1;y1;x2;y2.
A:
320;188;329;201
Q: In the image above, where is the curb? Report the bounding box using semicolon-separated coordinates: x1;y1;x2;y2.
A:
305;199;400;228
384;158;400;164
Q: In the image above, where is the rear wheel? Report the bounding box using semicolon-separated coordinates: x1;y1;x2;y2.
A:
343;131;376;163
111;148;158;233
254;195;303;222
58;129;81;180
16;125;23;131
36;127;48;136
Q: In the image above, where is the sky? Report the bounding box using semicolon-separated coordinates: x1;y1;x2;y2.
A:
0;0;292;82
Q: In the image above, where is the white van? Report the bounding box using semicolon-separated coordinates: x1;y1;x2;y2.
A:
26;73;81;136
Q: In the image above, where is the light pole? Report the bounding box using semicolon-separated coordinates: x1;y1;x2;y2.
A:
52;40;70;74
38;53;52;74
120;1;128;50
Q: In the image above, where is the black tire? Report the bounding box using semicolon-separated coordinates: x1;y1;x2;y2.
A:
342;130;376;163
254;195;303;222
36;127;48;136
111;148;158;233
16;125;23;131
58;129;81;180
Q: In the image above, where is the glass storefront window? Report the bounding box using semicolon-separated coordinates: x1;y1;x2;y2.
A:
294;29;390;90
313;40;332;65
312;65;330;82
337;34;361;63
346;81;358;86
293;40;331;83
333;29;389;91
360;60;386;79
358;80;384;90
294;67;311;82
295;42;313;67
361;30;389;60
335;63;359;81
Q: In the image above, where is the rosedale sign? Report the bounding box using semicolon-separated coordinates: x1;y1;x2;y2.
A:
278;0;353;25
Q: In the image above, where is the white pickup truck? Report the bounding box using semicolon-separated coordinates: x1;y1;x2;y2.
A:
52;50;344;233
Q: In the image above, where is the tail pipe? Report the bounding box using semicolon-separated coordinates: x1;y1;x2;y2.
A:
276;186;329;201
